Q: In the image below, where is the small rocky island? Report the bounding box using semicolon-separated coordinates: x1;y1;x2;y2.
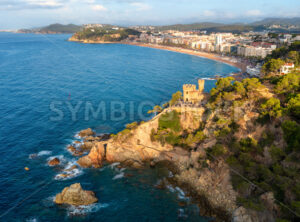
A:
55;183;98;206
69;26;140;43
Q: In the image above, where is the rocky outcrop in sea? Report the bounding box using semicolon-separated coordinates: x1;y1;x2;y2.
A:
55;183;98;206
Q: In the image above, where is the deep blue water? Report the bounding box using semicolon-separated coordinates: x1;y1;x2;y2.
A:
0;33;239;222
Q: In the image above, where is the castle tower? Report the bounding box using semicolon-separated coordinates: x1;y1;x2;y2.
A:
182;79;205;104
198;79;205;92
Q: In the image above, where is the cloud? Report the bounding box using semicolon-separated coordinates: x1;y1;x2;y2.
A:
130;2;151;11
91;4;107;11
246;9;262;17
26;0;63;7
0;0;65;10
203;10;216;17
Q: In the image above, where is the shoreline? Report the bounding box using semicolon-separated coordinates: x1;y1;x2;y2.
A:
124;42;247;74
68;37;247;78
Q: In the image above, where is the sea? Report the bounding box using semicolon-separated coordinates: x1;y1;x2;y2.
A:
0;33;239;222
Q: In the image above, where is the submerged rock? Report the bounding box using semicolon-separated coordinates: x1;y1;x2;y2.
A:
67;145;76;153
78;128;95;138
54;183;98;206
48;157;60;166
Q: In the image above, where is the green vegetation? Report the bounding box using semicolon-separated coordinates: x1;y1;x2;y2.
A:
202;54;299;220
39;23;82;33
206;144;227;158
73;27;141;42
169;91;182;106
262;58;285;75
147;105;162;115
260;98;282;120
275;72;300;94
158;111;181;132
281;120;300;152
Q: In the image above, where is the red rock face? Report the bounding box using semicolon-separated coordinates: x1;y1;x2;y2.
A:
48;157;60;166
77;143;105;168
87;143;105;167
78;128;95;138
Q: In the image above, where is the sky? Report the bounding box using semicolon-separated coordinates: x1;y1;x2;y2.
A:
0;0;300;29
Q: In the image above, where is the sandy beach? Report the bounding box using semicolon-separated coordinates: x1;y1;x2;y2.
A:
126;42;247;75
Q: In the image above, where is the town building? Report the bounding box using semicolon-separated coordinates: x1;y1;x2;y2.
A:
280;63;295;75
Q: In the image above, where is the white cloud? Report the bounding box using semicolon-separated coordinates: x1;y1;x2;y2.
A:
130;2;152;11
246;9;262;17
203;10;216;17
83;0;95;4
91;4;107;11
26;0;63;7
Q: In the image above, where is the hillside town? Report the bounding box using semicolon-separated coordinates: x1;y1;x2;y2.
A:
123;27;300;78
79;23;300;78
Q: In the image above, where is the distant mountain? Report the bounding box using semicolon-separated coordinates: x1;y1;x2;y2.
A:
152;18;300;33
251;17;300;26
155;22;224;31
18;23;82;34
39;23;82;33
153;23;267;33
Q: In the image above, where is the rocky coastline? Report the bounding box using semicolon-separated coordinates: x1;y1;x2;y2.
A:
68;36;115;44
64;75;281;222
69;110;245;221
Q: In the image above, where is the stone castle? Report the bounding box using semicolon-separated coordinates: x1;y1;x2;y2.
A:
183;79;205;104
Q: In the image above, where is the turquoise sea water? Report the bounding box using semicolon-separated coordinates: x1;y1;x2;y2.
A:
0;33;239;221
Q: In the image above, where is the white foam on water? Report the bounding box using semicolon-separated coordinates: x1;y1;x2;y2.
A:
109;162;120;169
74;132;82;139
178;208;188;219
54;160;83;181
54;167;83;181
202;77;215;80
67;203;109;216
29;150;52;159
26;218;38;222
37;150;52;156
112;172;124;180
167;185;175;192
119;168;126;172
175;187;189;200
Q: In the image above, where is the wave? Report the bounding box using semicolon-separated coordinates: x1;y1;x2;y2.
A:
26;218;39;222
29;150;52;159
201;77;215;80
67;203;109;216
112;172;124;180
109;162;120;170
54;160;83;181
178;208;188;219
166;185;175;193
175;187;189;200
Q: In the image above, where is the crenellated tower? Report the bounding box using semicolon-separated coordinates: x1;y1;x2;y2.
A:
183;79;205;104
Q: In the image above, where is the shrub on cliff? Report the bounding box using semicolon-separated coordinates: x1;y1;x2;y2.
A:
158;110;181;132
287;94;300;118
206;144;227;159
126;121;138;129
169;91;182;106
275;72;300;95
281;120;300;152
260;98;283;120
262;58;285;75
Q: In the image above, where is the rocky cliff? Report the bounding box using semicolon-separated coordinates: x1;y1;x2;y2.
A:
75;74;300;221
